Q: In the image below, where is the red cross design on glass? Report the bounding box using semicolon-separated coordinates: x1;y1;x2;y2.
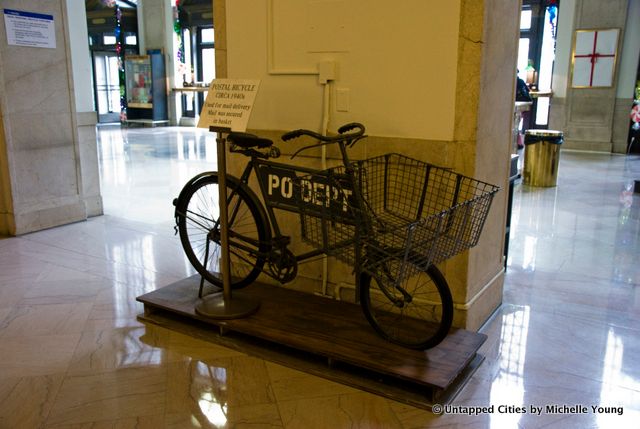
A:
572;29;619;88
574;32;615;86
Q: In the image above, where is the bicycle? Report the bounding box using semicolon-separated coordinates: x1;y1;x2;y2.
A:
173;123;499;350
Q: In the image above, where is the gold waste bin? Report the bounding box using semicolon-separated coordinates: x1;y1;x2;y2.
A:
523;130;563;187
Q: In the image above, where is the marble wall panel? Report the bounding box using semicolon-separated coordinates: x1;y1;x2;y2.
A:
6;112;74;151
77;113;103;217
0;1;67;78
13;200;86;234
548;97;567;132
0;0;97;234
1;58;71;118
575;0;629;28
12;145;79;206
612;98;634;154
568;91;615;125
453;0;484;148
0;114;15;235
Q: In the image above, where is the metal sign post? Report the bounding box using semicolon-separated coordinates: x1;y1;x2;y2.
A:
194;79;261;320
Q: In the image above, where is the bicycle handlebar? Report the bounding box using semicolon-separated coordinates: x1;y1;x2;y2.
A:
281;122;365;142
282;122;366;159
337;122;365;135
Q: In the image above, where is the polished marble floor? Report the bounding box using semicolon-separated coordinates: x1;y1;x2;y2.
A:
0;125;639;428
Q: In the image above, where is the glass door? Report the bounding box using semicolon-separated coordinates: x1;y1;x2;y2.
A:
179;26;216;118
93;51;121;123
195;26;215;114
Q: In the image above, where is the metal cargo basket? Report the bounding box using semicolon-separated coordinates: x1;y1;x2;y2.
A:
293;153;500;280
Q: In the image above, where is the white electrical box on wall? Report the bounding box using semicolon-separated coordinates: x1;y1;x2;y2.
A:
318;61;337;83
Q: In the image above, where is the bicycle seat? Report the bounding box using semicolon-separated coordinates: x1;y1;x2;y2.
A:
227;132;273;149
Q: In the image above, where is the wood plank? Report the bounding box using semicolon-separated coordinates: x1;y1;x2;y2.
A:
137;276;486;391
138;308;485;409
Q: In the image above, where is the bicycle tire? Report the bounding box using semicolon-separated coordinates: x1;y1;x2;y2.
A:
360;263;453;350
176;173;269;288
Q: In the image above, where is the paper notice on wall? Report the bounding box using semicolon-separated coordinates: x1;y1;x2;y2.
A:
4;9;56;49
197;79;260;132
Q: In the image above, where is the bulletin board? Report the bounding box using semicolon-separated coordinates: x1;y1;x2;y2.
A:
571;28;619;88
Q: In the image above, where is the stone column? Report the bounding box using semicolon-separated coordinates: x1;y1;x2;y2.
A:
67;0;102;217
213;0;227;79
139;0;177;124
613;0;640;153
453;0;520;329
0;0;101;235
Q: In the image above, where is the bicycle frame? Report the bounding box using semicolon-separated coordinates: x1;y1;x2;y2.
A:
232;154;362;265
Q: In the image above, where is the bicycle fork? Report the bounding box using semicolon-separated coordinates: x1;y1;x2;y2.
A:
366;225;419;308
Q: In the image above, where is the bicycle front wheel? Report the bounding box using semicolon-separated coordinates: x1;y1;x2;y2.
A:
176;173;269;288
360;263;453;350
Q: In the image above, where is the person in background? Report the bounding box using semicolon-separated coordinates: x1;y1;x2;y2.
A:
516;70;532;148
516;72;533;103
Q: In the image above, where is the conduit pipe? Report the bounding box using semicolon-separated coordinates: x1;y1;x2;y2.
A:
317;61;335;298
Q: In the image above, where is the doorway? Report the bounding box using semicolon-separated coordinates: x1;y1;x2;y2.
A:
517;0;559;130
93;51;121;123
176;0;215;121
178;25;216;120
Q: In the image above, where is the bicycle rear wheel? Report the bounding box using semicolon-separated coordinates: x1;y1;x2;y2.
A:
176;173;269;288
360;263;453;350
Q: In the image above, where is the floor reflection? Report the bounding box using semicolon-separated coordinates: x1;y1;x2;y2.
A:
97;125;218;224
613;180;640;285
489;306;529;428
117;327;165;368
597;328;640;427
195;362;229;428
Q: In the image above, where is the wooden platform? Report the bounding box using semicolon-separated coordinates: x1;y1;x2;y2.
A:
137;276;486;409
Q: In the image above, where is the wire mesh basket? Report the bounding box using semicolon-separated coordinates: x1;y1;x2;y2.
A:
293;153;500;279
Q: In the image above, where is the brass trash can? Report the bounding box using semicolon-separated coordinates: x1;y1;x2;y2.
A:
523;130;563;187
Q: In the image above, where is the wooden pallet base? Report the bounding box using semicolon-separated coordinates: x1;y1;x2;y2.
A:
137;276;486;409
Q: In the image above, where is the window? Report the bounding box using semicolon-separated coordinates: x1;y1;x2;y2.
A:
520;9;532;30
518;39;530;79
201;28;214;44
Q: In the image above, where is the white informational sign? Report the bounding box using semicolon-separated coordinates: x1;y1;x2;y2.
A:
3;9;56;49
197;79;260;132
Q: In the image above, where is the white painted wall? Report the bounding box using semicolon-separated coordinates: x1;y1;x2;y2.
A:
226;0;461;140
